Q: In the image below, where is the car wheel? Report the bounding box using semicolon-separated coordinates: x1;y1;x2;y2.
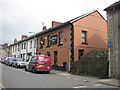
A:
32;68;36;73
46;71;50;74
8;63;10;66
25;66;28;71
12;63;14;67
15;64;18;68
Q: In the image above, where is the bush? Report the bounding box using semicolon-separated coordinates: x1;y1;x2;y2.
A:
71;50;109;79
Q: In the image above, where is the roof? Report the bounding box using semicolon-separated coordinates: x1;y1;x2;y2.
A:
104;1;120;11
0;44;8;50
9;10;105;46
36;10;105;36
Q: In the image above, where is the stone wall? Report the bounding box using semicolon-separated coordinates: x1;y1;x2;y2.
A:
107;6;120;78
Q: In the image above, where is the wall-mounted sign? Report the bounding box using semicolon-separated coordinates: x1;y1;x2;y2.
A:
50;35;57;45
107;41;111;48
40;40;44;45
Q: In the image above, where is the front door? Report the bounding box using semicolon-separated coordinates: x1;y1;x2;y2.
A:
78;49;84;60
54;51;58;65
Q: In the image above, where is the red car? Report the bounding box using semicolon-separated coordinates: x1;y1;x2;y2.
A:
28;55;52;73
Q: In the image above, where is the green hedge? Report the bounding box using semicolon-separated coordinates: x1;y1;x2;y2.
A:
71;50;109;79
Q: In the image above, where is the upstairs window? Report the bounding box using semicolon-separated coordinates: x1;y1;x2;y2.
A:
47;35;50;46
18;44;19;51
82;31;87;43
40;37;44;49
59;32;63;44
30;41;32;49
24;43;26;49
21;43;23;50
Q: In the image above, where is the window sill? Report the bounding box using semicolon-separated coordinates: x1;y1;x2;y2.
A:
82;43;88;45
40;47;43;49
57;44;63;46
46;46;50;48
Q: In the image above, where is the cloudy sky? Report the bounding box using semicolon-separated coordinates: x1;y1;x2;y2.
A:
0;0;118;44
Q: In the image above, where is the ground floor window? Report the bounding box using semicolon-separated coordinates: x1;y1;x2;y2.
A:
47;52;51;57
21;54;22;58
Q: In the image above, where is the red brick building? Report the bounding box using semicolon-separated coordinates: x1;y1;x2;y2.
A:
36;10;107;67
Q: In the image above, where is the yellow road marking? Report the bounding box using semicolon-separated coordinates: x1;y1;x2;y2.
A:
98;79;113;82
0;83;6;90
60;73;71;76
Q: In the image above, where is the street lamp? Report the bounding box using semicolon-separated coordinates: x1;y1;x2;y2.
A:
29;32;36;55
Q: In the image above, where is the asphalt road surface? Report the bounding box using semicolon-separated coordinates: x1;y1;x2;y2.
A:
0;63;118;89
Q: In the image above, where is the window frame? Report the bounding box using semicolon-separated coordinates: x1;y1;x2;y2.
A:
30;41;32;49
59;31;63;44
82;31;87;44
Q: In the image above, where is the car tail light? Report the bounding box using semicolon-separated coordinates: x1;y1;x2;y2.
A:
36;62;39;66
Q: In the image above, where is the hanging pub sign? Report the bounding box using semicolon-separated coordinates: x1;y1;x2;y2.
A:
40;40;44;45
50;35;57;45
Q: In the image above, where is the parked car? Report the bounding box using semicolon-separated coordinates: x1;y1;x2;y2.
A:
6;57;15;66
4;57;8;64
1;57;6;64
27;55;52;73
0;58;1;63
12;58;25;68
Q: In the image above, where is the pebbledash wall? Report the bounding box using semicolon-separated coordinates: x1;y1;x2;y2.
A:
36;10;107;67
104;1;120;78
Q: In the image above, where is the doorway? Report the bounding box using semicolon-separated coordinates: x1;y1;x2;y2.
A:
78;49;84;60
54;51;58;65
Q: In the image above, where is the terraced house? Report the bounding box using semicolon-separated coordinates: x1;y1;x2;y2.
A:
8;10;107;68
36;10;107;67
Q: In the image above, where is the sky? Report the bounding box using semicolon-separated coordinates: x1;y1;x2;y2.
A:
0;0;119;45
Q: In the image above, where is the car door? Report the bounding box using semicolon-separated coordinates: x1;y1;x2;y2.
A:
28;57;35;71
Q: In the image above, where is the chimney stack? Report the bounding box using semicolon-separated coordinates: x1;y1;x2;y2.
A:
43;26;47;31
52;21;62;27
4;43;8;46
14;38;17;43
21;35;28;39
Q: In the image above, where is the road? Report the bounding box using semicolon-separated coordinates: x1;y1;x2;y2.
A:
0;63;118;89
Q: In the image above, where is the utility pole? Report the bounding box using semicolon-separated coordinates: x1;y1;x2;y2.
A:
64;38;71;72
107;40;111;78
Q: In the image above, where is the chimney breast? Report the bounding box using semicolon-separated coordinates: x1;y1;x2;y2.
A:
14;38;17;43
43;26;47;31
21;35;28;39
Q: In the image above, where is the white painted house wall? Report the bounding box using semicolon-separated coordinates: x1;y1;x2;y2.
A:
11;44;20;58
20;41;27;60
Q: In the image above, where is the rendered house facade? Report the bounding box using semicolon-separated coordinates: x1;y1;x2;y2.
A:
36;10;107;67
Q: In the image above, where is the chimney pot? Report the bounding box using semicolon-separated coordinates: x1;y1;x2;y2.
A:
43;26;47;31
4;43;8;46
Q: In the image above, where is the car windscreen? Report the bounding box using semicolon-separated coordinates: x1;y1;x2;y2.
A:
8;58;14;61
16;58;24;62
38;57;49;61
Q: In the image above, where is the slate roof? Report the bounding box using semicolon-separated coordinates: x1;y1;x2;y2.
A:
9;10;105;46
104;1;120;11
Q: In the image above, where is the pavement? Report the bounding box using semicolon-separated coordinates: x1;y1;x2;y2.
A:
52;69;119;88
